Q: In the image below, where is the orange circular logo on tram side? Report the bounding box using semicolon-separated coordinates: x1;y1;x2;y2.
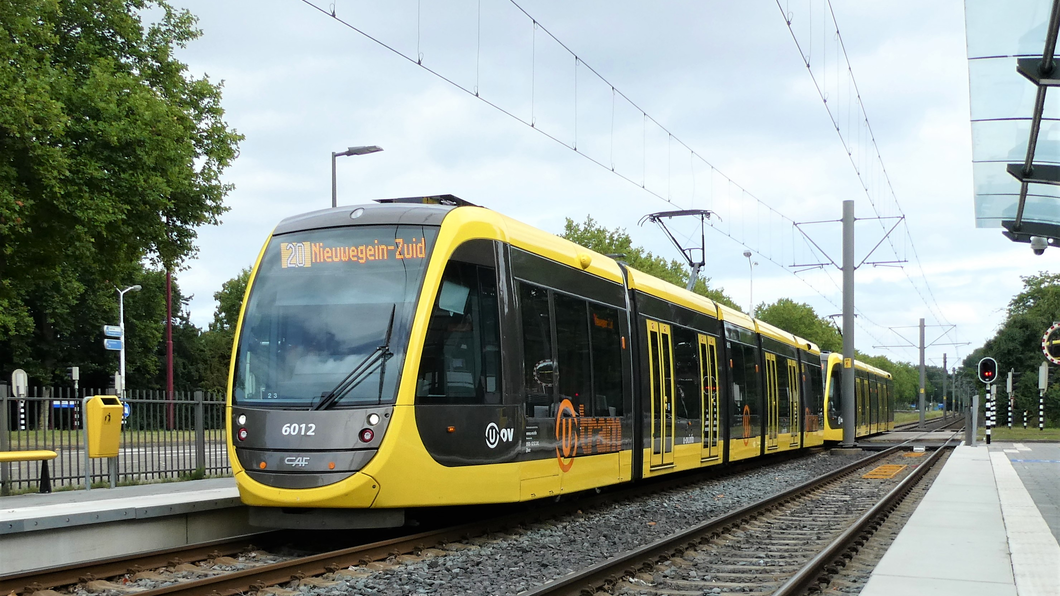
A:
555;398;578;472
742;405;751;446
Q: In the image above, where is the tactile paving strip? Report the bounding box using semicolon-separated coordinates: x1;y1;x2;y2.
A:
862;464;908;479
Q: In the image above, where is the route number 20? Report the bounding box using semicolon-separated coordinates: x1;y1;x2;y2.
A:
281;423;316;436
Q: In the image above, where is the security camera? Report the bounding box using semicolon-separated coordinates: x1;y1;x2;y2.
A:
1030;236;1048;256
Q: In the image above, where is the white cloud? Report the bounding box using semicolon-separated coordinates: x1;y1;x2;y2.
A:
170;0;1052;367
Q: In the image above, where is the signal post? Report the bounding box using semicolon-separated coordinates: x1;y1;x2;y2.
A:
978;357;998;444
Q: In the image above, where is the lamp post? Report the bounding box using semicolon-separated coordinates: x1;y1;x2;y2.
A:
117;284;142;396
742;250;757;315
331;145;383;208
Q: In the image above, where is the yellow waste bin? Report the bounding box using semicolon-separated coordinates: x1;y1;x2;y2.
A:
86;395;123;458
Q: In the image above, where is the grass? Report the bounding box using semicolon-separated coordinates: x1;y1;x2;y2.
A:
977;426;1060;441
894;409;946;425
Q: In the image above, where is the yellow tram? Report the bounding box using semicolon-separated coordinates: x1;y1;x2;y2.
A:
226;197;892;527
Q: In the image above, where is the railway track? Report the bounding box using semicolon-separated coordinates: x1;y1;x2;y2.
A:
524;432;959;596
893;413;963;432
0;450;821;596
3;430;958;596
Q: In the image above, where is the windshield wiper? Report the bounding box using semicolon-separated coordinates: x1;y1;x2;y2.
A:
313;305;396;411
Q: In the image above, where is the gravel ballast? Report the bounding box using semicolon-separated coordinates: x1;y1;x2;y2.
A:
319;450;871;596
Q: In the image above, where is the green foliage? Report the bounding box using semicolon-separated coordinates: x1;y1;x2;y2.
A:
560;216;741;310
963;272;1060;425
199;268;250;394
0;0;241;385
753;298;842;352
857;353;925;405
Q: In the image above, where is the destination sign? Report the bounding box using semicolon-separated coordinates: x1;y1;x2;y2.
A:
103;338;123;351
280;237;427;269
103;325;122;338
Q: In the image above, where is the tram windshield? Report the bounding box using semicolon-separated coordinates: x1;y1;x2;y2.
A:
232;225;438;407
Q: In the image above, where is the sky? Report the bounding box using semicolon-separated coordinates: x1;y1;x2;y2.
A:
167;0;1052;370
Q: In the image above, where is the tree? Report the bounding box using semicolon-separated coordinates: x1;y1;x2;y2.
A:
200;268;250;394
0;0;242;385
754;298;842;352
560;216;741;310
858;354;925;407
962;272;1060;425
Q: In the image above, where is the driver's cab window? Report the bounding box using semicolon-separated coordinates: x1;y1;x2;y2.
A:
416;240;501;404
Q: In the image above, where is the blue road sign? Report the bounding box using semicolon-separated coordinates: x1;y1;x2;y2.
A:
103;338;123;351
103;325;123;338
123;402;130;420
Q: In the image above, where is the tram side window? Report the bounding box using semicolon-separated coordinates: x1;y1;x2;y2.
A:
672;326;701;423
416;260;501;404
804;363;823;432
728;341;760;438
590;304;624;417
828;363;841;427
520;283;554;416
555;293;591;415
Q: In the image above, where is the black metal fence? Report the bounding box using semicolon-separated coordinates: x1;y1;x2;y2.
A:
0;383;230;494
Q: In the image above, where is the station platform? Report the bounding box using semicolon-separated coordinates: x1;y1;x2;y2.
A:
0;477;255;574
861;441;1060;596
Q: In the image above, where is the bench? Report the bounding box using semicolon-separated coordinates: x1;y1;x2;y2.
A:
0;450;58;493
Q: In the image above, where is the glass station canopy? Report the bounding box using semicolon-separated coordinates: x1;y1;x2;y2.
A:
966;0;1060;245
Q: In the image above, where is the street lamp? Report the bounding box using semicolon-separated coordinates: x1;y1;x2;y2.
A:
742;250;757;315
117;284;141;395
332;145;383;208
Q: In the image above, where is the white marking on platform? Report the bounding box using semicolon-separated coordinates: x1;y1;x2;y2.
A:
1013;443;1032;452
1004;449;1020;453
990;451;1060;596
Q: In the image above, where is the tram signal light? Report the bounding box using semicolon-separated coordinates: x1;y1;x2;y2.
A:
978;357;998;384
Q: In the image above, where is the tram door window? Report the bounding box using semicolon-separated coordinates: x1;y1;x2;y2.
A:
700;335;720;460
415;259;501;404
672;326;701;447
589;305;624;417
519;283;554;417
764;353;779;450
787;359;800;447
869;377;878;433
646;320;675;467
855;372;867;433
554;293;591;416
774;355;792;439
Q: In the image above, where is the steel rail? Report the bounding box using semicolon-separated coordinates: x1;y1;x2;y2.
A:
771;432;959;596
0;533;278;594
15;450;816;596
519;444;908;596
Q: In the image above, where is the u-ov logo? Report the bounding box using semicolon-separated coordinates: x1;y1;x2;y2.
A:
555;399;578;472
485;423;500;448
485;423;513;448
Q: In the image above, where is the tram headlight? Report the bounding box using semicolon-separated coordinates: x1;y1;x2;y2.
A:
237;427;249;441
236;414;247;425
359;428;375;443
367;413;380;426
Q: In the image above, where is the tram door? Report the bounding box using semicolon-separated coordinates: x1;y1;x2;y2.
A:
647;320;675;468
699;335;720;461
765;353;779;451
787;360;800;448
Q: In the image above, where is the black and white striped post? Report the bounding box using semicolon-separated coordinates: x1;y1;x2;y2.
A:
1007;370;1014;429
983;381;992;443
1040;391;1046;432
1039;361;1049;433
1024;410;1028;429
